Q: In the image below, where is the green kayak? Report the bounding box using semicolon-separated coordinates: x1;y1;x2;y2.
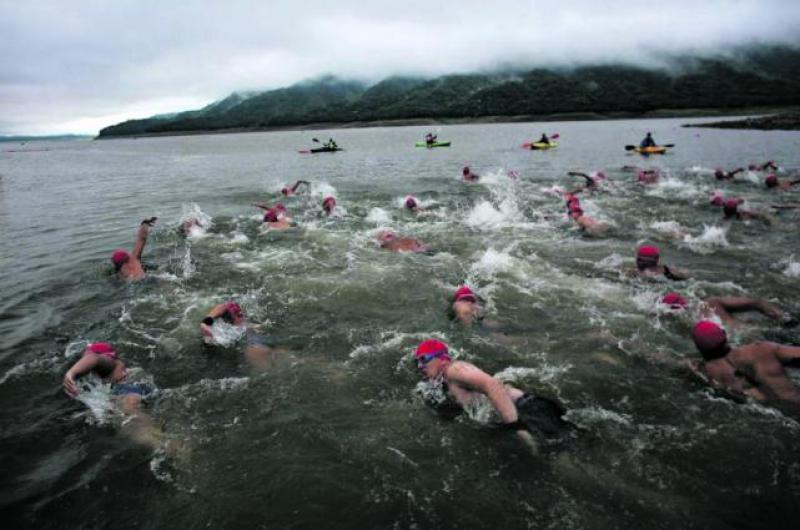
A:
415;141;451;148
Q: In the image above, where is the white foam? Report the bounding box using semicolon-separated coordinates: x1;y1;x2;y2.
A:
311;181;337;198
366;207;391;225
204;322;245;347
180;203;212;240
781;255;800;277
681;224;729;254
465;199;519;229
565;406;633;427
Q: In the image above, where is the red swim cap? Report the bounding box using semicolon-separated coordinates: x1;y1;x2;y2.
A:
453;285;477;303
462;166;470;175
765;174;778;188
637;245;660;259
723;198;740;216
322;196;336;212
414;339;450;361
85;342;117;359
691;321;728;358
709;193;724;207
111;250;130;269
662;292;687;309
281;187;290;195
404;196;417;209
263;210;279;222
224;302;243;320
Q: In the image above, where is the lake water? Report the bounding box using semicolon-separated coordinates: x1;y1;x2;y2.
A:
2;118;800;529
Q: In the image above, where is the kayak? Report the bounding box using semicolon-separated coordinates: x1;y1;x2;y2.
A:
530;141;558;150
310;146;343;153
415;141;451;148
634;146;667;154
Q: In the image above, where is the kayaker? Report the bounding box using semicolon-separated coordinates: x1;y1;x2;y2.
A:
412;339;572;452
640;132;656;148
281;180;310;196
660;292;796;328
462;166;479;181
538;133;551;145
201;301;287;370
425;133;437;146
626;245;689;281
111;217;157;281
323;138;338;150
765;174;800;191
690;321;800;416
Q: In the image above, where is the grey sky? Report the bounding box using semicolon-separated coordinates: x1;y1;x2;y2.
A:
1;0;798;135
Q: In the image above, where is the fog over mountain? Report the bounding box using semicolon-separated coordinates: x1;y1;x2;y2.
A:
2;1;799;135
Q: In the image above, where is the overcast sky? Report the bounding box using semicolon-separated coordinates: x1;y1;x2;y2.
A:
1;0;798;135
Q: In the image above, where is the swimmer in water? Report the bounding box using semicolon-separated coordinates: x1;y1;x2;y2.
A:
281;180;310;196
567;203;610;237
714;167;745;181
636;169;660;185
451;285;485;327
404;196;422;214
462;166;479;182
413;339;572;452
322;196;336;216
63;342;163;448
567;171;606;191
722;198;773;224
626;245;689;281
748;160;778;172
764;174;800;191
376;229;429;253
201;301;286;370
691;321;800;416
709;190;726;207
660;292;796;329
111;217;157;281
181;218;204;235
254;202;294;230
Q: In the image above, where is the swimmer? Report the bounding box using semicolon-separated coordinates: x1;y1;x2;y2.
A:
181;217;204;235
660;292;796;329
626;245;689;281
201;301;286;370
404;196;422;214
63;342;162;448
709;190;726;207
764;174;800;191
413;339;572;452
322;196;336;216
451;285;485;327
567;171;606;191
722;198;772;224
254;202;294;230
691;321;800;416
462;166;479;182
376;230;428;253
111;217;157;281
281;180;310;196
636;169;660;185
714;167;745;181
567;204;610;237
748;160;778;172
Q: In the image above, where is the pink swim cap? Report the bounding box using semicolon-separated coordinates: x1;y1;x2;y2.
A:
85;342;117;359
111;250;130;269
377;230;396;242
765;174;778;188
263;210;279;222
692;321;728;358
414;339;451;361
281;187;290;196
224;302;243;320
462;166;470;175
453;285;477;303
637;245;660;259
662;292;687;309
404;196;418;209
322;196;336;212
709;192;724;207
723;199;740;216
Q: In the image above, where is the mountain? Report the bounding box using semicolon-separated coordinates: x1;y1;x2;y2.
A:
97;45;800;138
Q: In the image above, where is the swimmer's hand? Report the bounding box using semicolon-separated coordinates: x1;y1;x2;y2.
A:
63;371;78;397
141;217;158;226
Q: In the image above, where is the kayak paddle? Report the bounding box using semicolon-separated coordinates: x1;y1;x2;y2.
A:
625;143;675;151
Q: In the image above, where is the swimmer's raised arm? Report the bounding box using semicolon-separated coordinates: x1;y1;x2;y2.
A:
291;180;310;192
447;363;519;424
253;202;271;211
132;217;156;261
663;265;690;281
63;354;114;397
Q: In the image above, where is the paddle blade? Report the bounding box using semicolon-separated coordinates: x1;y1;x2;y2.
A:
522;142;532;148
298;150;310;154
624;145;636;151
663;144;675;148
312;138;320;143
550;133;560;140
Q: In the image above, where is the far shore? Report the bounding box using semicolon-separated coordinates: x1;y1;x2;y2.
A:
683;112;800;131
95;106;800;140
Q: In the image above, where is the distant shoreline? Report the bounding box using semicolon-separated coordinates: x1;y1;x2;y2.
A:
95;106;800;140
682;113;800;131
